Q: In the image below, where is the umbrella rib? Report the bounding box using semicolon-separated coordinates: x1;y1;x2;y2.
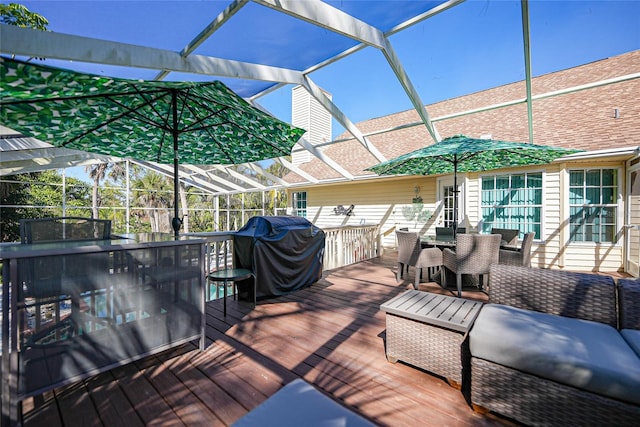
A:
59;91;171;147
118;85;176;132
181;90;298;162
171;90;238;163
177;90;230;133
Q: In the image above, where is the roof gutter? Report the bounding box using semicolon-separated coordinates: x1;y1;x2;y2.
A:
553;146;640;162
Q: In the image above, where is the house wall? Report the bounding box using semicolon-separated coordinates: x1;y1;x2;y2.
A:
291;159;630;273
295;176;440;246
627;160;640;276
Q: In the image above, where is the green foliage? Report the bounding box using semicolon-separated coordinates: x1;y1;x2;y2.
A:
130;171;173;233
0;171;91;242
0;160;294;238
0;3;49;30
185;188;217;232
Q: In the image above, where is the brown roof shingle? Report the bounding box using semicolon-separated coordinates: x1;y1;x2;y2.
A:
285;50;639;183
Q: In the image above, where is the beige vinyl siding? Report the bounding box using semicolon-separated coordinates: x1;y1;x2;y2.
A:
560;161;625;272
464;173;480;230
561;244;624;271
542;165;564;268
628;183;640;275
627;163;640;276
290;159;630;273
297;177;439;247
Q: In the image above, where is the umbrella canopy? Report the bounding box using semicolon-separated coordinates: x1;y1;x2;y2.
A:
0;57;305;236
366;134;581;234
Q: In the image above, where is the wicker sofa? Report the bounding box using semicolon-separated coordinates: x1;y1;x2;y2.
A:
468;265;640;426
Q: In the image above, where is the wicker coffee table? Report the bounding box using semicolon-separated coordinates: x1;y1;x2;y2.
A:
380;290;483;386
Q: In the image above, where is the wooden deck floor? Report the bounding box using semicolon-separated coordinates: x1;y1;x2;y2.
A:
21;253;528;426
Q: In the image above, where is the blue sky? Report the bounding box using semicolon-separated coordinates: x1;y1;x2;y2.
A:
14;0;640;181
260;0;639;135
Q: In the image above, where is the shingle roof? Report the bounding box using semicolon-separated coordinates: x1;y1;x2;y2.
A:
284;50;639;183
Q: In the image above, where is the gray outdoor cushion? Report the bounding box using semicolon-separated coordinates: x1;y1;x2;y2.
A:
231;378;377;427
621;329;640;357
470;304;640;405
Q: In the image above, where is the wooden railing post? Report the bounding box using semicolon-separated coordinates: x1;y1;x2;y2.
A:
321;224;380;270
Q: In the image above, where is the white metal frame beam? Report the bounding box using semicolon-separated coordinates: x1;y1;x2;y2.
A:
245;163;289;187
154;0;250;81
520;0;534;144
208;165;267;190
0;147;118;176
255;0;443;143
253;0;386;49
132;160;233;194
0;24;305;85
0;1;544;195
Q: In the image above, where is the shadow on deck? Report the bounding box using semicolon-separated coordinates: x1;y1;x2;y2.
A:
22;252;523;426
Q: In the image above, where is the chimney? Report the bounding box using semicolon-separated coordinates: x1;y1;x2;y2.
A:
291;85;332;165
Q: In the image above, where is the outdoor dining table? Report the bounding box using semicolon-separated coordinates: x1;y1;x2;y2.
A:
420;235;456;250
419;234;516;289
420;235;519;251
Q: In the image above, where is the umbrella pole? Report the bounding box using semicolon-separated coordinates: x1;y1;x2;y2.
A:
453;160;458;237
170;90;182;238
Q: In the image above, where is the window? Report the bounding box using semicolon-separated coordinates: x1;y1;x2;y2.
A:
569;169;618;243
481;173;542;239
292;191;307;218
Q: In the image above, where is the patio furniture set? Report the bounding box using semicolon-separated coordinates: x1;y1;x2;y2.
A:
396;227;534;296
381;263;640;426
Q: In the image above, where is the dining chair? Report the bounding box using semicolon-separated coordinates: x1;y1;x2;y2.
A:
498;232;536;267
396;230;442;288
396;230;419;281
435;227;454;241
20;216;112;243
19;217;113;343
436;226;466;240
442;233;501;297
491;227;520;246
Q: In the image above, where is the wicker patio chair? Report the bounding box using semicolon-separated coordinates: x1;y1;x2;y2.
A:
619;277;640;330
490;227;520;246
396;230;419;281
435;227;453;240
498;232;535;267
442;233;501;297
396;230;442;289
435;226;466;241
470;265;638;426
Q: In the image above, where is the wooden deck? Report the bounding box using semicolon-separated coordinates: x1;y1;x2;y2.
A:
20;253;533;426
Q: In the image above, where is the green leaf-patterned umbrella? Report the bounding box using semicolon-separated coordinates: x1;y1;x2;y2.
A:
366;134;581;234
0;57;305;236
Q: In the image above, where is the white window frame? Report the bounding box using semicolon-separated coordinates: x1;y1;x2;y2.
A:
292;191;307;218
479;170;545;240
567;167;622;245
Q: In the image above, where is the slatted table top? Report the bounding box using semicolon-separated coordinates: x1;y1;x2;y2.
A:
380;290;483;333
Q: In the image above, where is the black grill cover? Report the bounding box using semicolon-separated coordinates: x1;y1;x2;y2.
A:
234;216;325;300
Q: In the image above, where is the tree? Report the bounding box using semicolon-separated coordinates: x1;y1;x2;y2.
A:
86;163;108;219
131;171;172;233
0;171;91;241
0;3;49;30
85;162;125;219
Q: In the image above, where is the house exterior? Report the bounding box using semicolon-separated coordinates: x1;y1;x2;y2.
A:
284;50;640;276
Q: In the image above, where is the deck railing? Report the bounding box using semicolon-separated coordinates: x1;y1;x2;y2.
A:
321;224;381;270
189;225;382;296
